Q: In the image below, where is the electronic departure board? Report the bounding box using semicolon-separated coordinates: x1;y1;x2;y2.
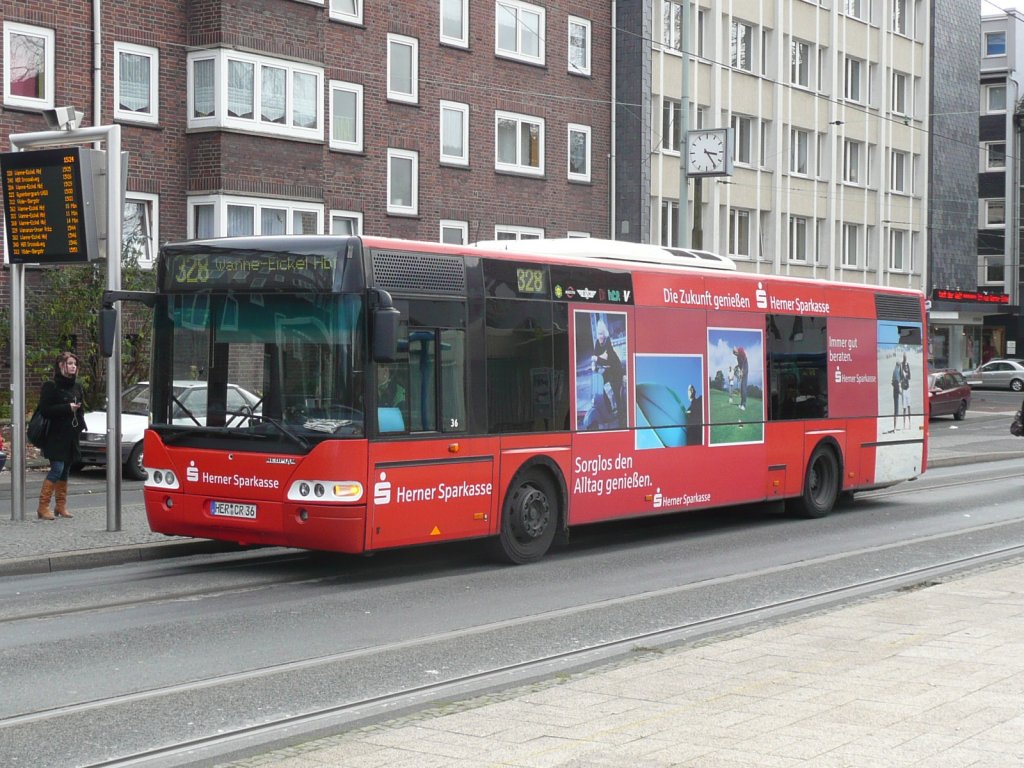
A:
1;147;98;264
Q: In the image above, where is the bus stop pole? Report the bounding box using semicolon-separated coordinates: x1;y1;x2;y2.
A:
9;264;26;521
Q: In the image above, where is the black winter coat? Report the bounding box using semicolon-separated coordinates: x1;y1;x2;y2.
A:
37;373;87;463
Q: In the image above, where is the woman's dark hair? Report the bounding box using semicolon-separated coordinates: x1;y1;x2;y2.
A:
54;351;80;375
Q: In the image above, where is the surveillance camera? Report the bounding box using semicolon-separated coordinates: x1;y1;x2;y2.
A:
43;106;84;131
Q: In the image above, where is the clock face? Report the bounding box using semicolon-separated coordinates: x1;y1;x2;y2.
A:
687;130;727;175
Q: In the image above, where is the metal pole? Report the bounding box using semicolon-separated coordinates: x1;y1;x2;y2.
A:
9;264;26;521
678;0;691;248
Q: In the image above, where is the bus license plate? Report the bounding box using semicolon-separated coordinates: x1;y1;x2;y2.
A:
211;501;257;519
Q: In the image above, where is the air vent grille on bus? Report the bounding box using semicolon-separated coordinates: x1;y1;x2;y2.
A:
372;251;466;294
875;294;922;322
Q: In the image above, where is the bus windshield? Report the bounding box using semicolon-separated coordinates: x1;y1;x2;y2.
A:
151;292;366;444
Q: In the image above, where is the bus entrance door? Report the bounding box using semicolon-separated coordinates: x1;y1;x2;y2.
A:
367;438;499;550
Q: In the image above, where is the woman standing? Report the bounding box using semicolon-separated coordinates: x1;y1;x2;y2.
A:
35;352;87;520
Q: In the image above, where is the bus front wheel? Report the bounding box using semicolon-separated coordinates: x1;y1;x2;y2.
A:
489;470;559;564
787;445;839;519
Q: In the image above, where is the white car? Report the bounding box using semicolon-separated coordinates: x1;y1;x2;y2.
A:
962;359;1024;392
79;381;260;480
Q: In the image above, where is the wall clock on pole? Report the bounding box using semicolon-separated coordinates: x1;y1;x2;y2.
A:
685;128;734;177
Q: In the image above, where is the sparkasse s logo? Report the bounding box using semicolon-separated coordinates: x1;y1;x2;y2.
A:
186;461;199;482
755;281;768;309
373;472;392;505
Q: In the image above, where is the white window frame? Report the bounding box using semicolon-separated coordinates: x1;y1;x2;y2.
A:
663;1;682;52
844;56;863;103
892;71;907;115
329;80;363;152
330;209;363;235
329;0;362;25
440;100;470;166
844;0;866;21
985;31;1006;57
890;150;907;193
791;39;810;88
495;0;546;66
731;115;754;165
729;208;752;259
983;199;1005;228
567;230;590;238
3;22;54;109
387;34;418;104
789;128;809;176
495;110;545;176
660;200;679;247
440;0;469;48
731;21;753;72
567;123;591;182
982;255;1005;284
568;15;591;76
186;50;323;139
788;216;808;263
662;98;681;153
892;0;907;35
114;42;159;125
440;219;469;244
984;84;1007;114
889;228;908;272
843;139;863;185
187;194;324;239
124;192;159;267
387;149;419;216
494;225;544;240
841;223;860;267
984;141;1007;171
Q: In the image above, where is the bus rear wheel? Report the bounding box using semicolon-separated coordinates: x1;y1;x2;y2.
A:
489;470;558;564
787;445;839;519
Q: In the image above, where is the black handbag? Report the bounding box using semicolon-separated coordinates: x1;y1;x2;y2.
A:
27;409;50;448
1012;411;1024;437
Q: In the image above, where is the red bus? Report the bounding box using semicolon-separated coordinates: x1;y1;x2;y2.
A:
139;235;927;563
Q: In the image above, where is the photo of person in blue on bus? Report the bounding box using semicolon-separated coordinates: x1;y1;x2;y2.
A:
707;327;765;445
634;354;704;449
574;310;628;430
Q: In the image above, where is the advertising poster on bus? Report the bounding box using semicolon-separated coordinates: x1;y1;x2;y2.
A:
574;310;629;431
707;327;764;445
874;319;925;482
633;354;704;449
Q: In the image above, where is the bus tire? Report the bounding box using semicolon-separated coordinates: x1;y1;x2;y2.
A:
787;444;839;519
489;469;559;564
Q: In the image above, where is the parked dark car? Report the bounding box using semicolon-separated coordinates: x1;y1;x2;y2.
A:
928;370;971;420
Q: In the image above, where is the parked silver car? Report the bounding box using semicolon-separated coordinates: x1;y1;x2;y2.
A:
963;359;1024;392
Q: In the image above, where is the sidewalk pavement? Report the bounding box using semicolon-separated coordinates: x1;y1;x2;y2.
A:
2;419;1024;766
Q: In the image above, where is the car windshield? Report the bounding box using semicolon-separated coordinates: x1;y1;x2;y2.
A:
121;384;152;415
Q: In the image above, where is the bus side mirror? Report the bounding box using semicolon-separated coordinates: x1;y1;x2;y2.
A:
372;306;401;362
99;307;117;358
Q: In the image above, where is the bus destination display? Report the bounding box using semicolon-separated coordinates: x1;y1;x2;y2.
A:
162;249;339;292
1;147;97;264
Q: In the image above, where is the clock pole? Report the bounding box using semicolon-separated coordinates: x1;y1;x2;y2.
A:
678;0;690;249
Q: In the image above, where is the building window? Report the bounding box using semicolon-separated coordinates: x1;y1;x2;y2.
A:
495;225;543;239
891;71;907;115
568;124;591;182
841;223;860;267
890;150;907;193
843;139;863;184
495;110;544;176
330;210;363;235
788;216;808;262
440;0;469;48
662;98;681;153
387;149;419;216
985;141;1007;170
188;195;323;238
729;208;751;258
844;57;863;102
3;22;54;109
789;128;809;175
663;1;682;51
568;16;591;76
889;229;908;271
124;193;159;267
791;40;810;87
892;0;907;35
330;0;362;24
844;0;865;20
496;0;545;66
187;50;323;138
660;200;679;247
983;199;1005;227
329;81;363;152
731;21;753;72
440;100;470;166
114;43;158;124
983;255;1005;284
441;220;468;244
732;115;753;165
984;84;1007;113
985;31;1006;57
387;34;418;104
